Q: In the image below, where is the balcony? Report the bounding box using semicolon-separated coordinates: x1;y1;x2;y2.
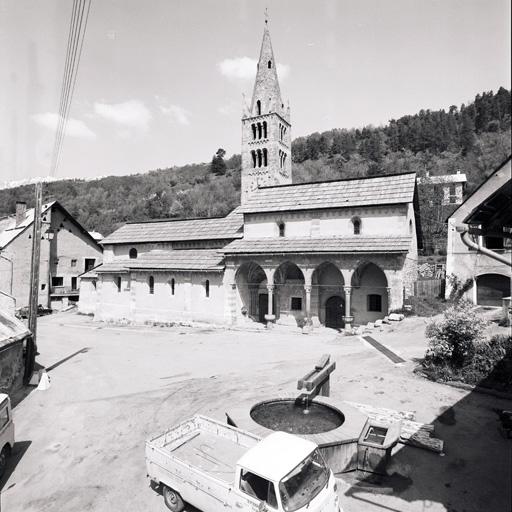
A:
50;286;79;297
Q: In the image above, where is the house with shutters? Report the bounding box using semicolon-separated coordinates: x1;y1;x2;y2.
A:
81;20;420;329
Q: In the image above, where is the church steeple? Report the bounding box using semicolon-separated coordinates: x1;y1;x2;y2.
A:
241;18;292;204
249;19;288;121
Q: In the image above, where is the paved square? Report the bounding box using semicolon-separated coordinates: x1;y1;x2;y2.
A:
1;312;510;512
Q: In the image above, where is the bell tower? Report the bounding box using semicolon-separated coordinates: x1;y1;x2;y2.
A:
241;18;292;204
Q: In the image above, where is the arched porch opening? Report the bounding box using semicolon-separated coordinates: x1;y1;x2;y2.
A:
476;273;511;306
274;261;305;326
312;262;345;328
351;262;388;324
235;261;268;322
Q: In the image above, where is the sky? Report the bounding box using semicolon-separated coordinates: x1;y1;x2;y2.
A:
0;0;510;184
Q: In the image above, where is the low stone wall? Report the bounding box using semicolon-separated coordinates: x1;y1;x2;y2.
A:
0;342;24;394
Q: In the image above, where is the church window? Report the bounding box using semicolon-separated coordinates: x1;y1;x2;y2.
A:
149;275;154;294
256;100;261;115
409;219;413;234
257;123;262;139
257;149;262;167
263;148;268;167
352;217;361;235
367;294;382;312
170;278;175;295
251;150;257;168
129;248;138;259
252;124;257;140
263;121;267;138
278;222;285;237
116;276;122;293
205;279;210;298
268;60;272;68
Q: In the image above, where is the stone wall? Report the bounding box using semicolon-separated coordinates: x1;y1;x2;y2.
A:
94;271;225;325
0;343;24;394
243;205;409;239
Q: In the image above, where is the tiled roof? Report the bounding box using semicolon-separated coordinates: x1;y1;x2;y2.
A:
223;236;412;254
0;202;56;249
96;249;225;273
101;207;243;245
417;173;467;185
241;173;416;213
0;309;31;348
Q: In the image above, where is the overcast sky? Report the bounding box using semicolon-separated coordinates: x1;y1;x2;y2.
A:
1;0;510;183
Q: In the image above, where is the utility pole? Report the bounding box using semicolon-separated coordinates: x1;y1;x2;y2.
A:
24;181;43;383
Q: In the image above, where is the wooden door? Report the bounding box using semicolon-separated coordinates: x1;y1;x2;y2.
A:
325;295;345;329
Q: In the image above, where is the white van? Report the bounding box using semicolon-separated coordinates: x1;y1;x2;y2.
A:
0;393;14;478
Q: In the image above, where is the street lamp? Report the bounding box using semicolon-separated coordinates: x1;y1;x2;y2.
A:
44;228;55;241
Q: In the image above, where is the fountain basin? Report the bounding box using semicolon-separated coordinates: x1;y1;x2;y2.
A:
227;397;369;473
250;399;345;435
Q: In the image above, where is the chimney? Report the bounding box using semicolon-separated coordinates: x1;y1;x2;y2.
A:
15;201;27;226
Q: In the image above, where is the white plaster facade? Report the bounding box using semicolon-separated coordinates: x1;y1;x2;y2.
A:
445;158;511;305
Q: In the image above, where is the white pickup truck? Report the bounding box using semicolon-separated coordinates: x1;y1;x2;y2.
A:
146;415;341;512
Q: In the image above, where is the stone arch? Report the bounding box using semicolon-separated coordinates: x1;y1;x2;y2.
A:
263;121;268;138
351;262;388;324
475;273;511;306
256;100;261;115
274;261;305;326
129;247;138;259
312;262;345;327
235;261;268;322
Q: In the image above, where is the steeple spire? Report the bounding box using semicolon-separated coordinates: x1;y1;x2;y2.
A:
240;17;292;204
249;17;287;120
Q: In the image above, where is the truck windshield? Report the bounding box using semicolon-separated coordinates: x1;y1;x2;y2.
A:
279;449;329;512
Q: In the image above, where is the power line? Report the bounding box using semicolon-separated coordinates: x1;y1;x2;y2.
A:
50;0;92;177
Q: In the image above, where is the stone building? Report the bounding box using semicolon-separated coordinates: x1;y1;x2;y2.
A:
82;22;419;329
417;171;467;206
0;201;103;311
446;157;511;306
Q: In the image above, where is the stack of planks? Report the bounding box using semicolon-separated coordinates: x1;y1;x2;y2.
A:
346;401;444;454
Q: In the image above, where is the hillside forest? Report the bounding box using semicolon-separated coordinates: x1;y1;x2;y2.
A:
0;87;510;253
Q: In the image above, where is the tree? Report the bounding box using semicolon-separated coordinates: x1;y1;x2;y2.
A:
210;148;227;176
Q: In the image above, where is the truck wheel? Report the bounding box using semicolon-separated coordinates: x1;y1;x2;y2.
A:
163;485;185;512
0;444;11;478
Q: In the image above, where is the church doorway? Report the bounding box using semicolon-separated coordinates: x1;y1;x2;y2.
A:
325;295;345;329
258;294;268;323
258;293;276;323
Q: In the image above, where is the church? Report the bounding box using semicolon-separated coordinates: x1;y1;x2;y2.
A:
79;22;420;330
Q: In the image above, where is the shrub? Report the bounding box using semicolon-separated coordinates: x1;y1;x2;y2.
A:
424;301;486;367
447;274;473;302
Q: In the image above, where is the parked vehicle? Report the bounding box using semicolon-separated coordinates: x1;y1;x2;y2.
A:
0;394;15;478
146;415;341;512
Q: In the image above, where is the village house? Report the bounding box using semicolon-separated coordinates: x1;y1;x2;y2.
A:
0;201;103;311
417;171;467;206
446;157;511;306
81;22;420;329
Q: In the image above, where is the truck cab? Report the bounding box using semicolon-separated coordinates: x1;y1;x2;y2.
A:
0;393;15;478
235;432;340;512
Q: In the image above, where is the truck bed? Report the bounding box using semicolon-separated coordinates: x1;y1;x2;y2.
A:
147;415;261;486
172;430;247;483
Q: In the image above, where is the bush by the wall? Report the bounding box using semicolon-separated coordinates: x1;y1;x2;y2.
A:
424;301;487;367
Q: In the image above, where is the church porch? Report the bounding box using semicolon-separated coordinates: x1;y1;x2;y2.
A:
224;253;409;330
